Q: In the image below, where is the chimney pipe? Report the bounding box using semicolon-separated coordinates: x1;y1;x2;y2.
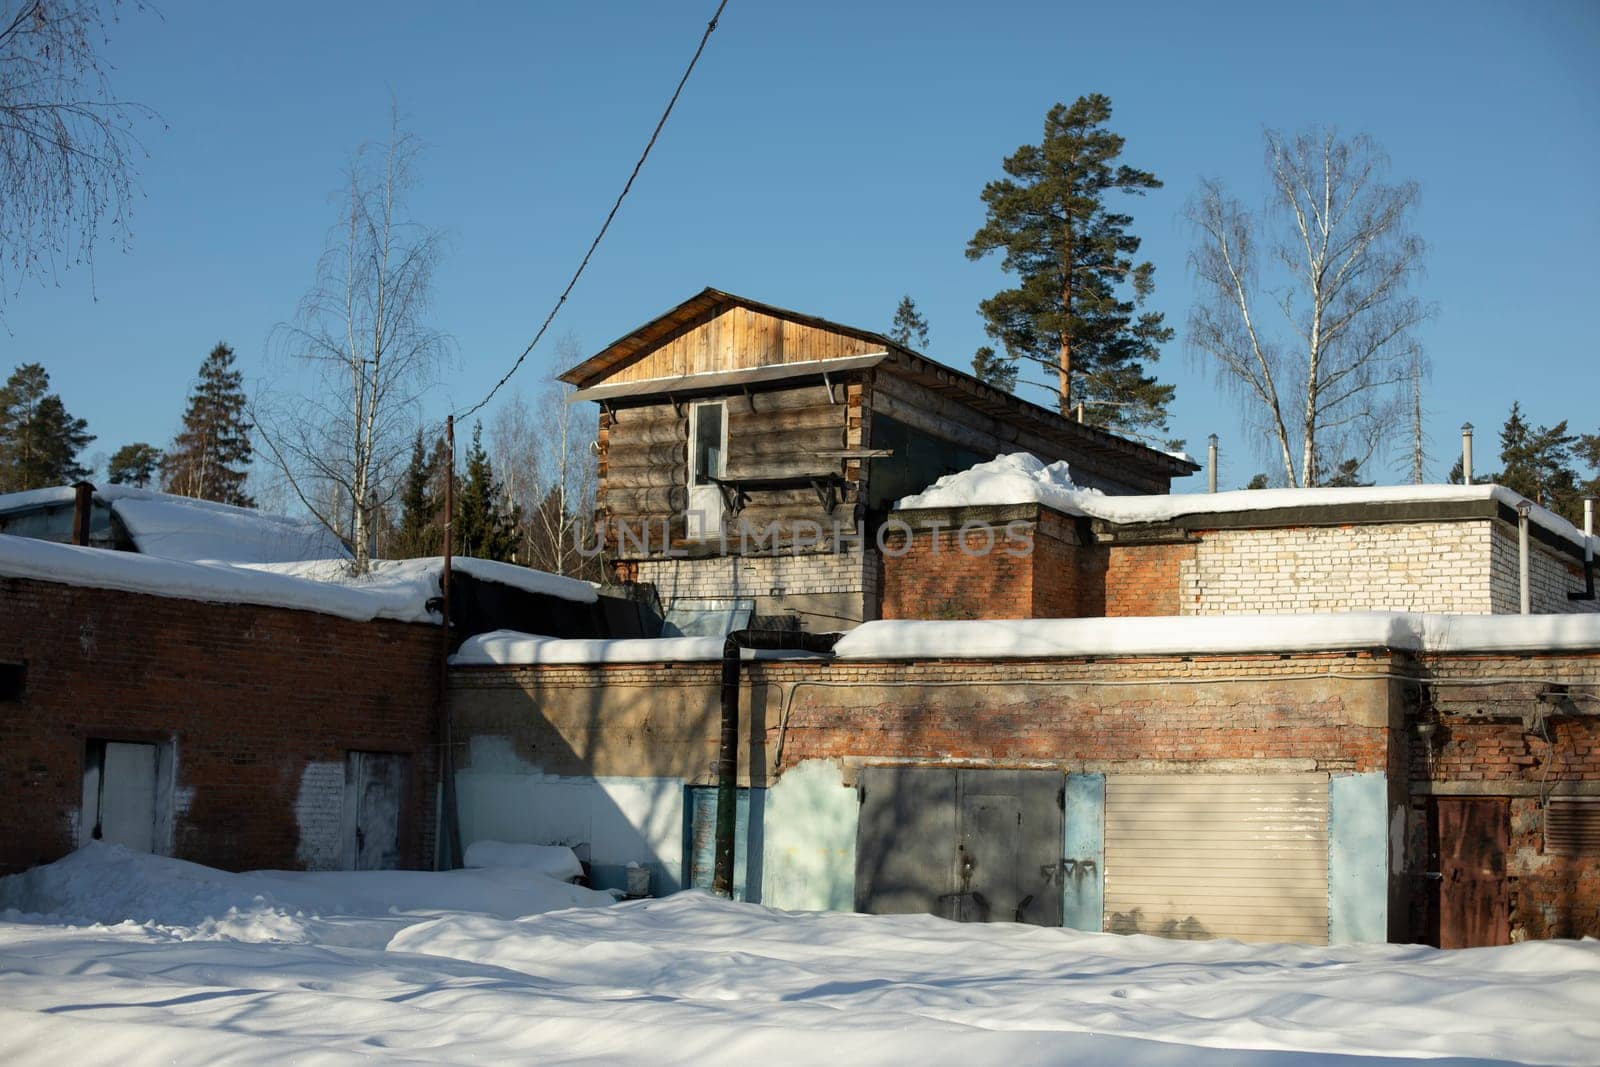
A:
71;481;94;546
1461;423;1474;485
1516;498;1532;615
1586;497;1595;549
1207;434;1219;494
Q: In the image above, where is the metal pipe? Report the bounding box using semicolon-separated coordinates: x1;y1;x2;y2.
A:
714;628;840;897
1207;434;1219;494
1571;498;1596;602
71;481;94;546
438;416;464;871
1461;423;1474;485
1517;498;1532;615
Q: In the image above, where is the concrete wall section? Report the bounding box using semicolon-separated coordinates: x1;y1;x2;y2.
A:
1062;773;1105;932
1328;772;1390;943
634;548;879;631
759;759;858;911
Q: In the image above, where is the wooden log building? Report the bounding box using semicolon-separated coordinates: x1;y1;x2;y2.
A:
560;288;1197;632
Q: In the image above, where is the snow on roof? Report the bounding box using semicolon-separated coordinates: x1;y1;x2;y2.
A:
0;537;598;625
450;629;821;666
0;534;413;622
896;453;1599;554
0;484;348;563
832;612;1600;661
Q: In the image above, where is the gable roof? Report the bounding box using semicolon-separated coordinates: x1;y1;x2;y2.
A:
561;287;1198;478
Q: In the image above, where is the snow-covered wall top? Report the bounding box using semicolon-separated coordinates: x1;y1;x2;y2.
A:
897;453;1599;554
1;540;598;625
0;485;349;563
451;629;817;666
451;612;1600;666
831;612;1600;660
0;534;415;623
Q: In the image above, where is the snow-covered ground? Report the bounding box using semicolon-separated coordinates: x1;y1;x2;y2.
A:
2;846;1596;1066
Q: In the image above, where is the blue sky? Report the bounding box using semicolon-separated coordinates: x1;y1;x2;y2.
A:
4;0;1596;493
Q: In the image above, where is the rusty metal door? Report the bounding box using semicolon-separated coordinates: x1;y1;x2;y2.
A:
1434;797;1509;948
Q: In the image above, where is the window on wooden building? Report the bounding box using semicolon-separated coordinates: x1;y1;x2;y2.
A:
687;401;727;540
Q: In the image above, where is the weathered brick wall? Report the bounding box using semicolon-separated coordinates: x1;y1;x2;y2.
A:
879;510;1106;621
452;652;1397;785
1104;542;1195;616
1408;653;1600;941
0;575;441;875
771;653;1393;773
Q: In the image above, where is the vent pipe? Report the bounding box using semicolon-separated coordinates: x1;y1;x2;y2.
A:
71;481;94;546
1461;423;1475;485
1516;498;1532;615
1572;498;1596;602
1207;434;1219;494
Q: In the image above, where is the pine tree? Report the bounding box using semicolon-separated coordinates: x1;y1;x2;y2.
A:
454;423;519;561
966;94;1175;434
162;343;255;507
888;295;930;349
971;346;1018;392
1323;458;1374;488
107;443;161;487
0;363;94;491
391;429;444;559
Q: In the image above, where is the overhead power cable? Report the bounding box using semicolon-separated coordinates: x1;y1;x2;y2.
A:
451;0;730;425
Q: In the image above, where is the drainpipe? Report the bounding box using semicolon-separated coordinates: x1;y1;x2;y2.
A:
715;628;840;897
1461;423;1474;485
1207;434;1219;494
1570;498;1596;602
71;481;94;546
1516;498;1532;615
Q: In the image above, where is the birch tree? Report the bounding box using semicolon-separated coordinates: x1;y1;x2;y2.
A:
258;112;449;574
1186;128;1429;487
0;0;155;315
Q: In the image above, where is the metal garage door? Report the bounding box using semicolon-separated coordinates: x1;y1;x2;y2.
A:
1105;774;1329;944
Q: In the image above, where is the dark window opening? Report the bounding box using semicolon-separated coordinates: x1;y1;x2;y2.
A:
0;661;23;701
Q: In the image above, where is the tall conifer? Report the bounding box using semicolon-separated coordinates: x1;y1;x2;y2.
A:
163;343;254;506
0;363;94;491
967;95;1174;435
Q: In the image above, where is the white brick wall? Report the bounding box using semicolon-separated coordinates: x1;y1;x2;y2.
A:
294;760;346;871
637;549;877;622
1180;520;1596;615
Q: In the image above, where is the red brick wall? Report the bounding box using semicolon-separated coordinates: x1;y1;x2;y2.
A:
771;654;1393;773
1104;542;1195;616
0;575;441;875
1408;654;1600;941
880;513;1107;620
880;524;1035;620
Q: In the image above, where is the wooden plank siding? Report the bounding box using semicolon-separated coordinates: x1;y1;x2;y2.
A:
598;380;862;558
606;306;883;385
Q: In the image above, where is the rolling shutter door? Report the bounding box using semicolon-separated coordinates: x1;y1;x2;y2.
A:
1105;774;1329;944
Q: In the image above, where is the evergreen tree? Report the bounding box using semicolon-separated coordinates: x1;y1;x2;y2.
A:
966;94;1175;434
162;343;254;507
888;295;930;349
391;429;444;559
107;443;161;487
1244;473;1271;490
454;423;519;561
1323;458;1374;488
1495;401;1580;517
0;363;94;491
971;345;1018;392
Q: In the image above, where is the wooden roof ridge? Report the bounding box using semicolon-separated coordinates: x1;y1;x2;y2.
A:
561;286;1197;476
